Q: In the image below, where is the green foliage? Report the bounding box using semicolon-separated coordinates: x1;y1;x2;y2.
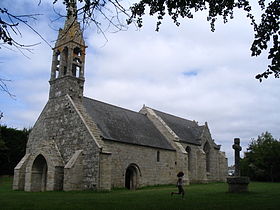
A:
241;132;280;182
1;177;280;210
253;1;280;81
0;125;30;175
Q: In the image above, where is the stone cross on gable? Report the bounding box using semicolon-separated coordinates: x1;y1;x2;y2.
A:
233;138;242;176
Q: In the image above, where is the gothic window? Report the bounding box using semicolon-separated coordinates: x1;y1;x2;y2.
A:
157;151;160;162
186;146;191;171
203;142;210;173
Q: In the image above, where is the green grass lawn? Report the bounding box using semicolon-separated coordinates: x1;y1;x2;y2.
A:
1;176;280;210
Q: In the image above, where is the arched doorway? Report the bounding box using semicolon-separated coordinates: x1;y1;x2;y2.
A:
125;164;140;190
31;154;48;192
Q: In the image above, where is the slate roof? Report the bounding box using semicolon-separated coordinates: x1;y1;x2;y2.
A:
83;97;175;151
152;109;204;145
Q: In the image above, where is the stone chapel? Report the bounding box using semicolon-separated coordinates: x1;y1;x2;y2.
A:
13;1;228;192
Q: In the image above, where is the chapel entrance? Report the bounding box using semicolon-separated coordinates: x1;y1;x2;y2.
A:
31;154;48;192
125;165;139;190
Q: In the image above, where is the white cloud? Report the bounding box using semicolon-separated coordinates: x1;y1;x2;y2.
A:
1;1;279;166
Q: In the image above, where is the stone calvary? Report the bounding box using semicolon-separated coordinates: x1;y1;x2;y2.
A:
227;138;250;193
13;0;228;192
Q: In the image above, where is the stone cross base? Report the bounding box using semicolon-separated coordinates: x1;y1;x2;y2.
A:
227;176;250;193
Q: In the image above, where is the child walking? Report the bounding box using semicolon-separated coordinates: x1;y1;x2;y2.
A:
171;171;185;199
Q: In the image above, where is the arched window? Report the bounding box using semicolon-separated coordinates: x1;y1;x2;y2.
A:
203;142;210;173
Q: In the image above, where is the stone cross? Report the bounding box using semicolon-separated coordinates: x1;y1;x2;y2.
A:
232;138;242;176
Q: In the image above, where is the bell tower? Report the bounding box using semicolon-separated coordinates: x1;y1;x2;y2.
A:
49;0;86;101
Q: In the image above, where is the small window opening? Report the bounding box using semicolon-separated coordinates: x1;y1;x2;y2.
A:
157;151;160;162
186;146;191;171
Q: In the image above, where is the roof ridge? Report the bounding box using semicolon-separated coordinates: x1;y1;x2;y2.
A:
83;96;145;116
148;107;198;126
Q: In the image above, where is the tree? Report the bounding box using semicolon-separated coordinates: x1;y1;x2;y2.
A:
0;125;30;175
128;0;280;82
240;132;280;182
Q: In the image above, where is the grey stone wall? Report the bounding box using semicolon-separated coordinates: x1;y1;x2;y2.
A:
99;152;112;190
180;143;207;183
13;154;30;190
139;107;189;183
218;151;228;182
64;150;84;191
103;140;183;188
49;76;84;101
199;126;228;182
140;105;227;184
16;95;101;191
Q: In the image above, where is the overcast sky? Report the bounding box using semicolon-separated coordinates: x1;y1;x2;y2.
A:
1;0;279;165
